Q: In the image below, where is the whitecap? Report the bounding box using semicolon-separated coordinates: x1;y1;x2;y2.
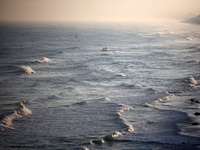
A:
103;131;123;142
18;66;36;74
90;139;104;145
103;123;134;142
185;76;198;87
0;101;32;131
189;76;198;86
144;103;154;107
186;37;192;40
87;102;134;145
99;97;111;101
118;103;133;113
115;73;126;77
31;57;51;63
153;91;174;104
126;123;134;132
133;84;143;87
116;104;134;133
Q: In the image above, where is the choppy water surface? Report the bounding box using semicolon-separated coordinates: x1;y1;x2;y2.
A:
0;21;200;150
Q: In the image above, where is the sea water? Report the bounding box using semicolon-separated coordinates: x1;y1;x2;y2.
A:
0;21;200;150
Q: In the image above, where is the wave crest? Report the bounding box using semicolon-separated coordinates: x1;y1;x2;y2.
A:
187;76;198;87
0;101;32;131
99;97;111;101
103;131;123;142
115;73;126;77
18;66;36;74
31;57;51;63
114;104;134;134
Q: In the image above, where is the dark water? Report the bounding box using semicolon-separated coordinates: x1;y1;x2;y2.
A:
0;21;200;150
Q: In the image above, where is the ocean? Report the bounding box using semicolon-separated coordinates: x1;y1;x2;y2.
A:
0;21;200;150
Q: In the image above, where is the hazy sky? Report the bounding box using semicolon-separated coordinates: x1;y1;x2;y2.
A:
0;0;200;22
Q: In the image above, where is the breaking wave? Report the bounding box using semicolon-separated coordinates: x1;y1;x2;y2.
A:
115;73;126;77
186;37;192;40
186;76;198;87
90;103;134;144
168;76;199;94
142;90;174;108
18;66;36;74
0;101;32;131
144;103;154;107
30;57;51;63
70;98;134;146
133;84;143;87
98;97;111;101
154;91;174;103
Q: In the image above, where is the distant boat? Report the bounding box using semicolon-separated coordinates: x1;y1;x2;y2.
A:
75;35;78;37
102;47;108;51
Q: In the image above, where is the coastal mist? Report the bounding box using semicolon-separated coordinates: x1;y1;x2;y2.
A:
0;22;200;150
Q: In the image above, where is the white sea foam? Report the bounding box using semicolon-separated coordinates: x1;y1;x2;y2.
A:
0;101;32;131
118;103;133;113
186;37;193;40
31;57;51;63
91;103;134;144
115;73;126;77
103;122;134;142
19;66;36;74
188;76;198;87
144;103;154;107
103;131;123;142
154;91;174;103
117;104;134;133
143;90;174;107
133;84;143;87
90;139;104;145
99;97;111;101
126;122;134;132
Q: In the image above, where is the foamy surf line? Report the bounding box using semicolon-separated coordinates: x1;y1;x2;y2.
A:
90;102;134;145
145;76;200;139
145;76;198;108
144;91;174;108
69;98;134;147
0;101;32;131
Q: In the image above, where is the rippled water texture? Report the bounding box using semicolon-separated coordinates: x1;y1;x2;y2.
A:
0;22;200;150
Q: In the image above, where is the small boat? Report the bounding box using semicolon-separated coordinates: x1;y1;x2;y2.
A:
102;47;108;51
